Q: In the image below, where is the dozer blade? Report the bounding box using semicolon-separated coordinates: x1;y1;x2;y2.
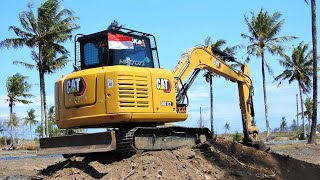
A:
39;131;116;155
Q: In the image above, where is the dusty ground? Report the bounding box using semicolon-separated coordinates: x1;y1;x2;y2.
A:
269;141;320;165
0;140;320;179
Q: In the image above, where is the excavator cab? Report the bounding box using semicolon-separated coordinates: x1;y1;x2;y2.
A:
74;26;160;70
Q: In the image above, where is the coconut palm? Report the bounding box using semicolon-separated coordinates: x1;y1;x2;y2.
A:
203;37;238;133
304;0;318;144
242;9;297;140
299;97;313;133
224;122;230;136
23;109;37;139
6;74;33;145
6;113;20;145
47;106;56;137
280;117;287;132
0;0;79;138
275;42;312;139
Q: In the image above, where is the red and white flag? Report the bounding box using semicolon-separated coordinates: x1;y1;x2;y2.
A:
108;33;134;49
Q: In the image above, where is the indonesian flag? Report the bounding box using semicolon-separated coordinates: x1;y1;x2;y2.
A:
108;33;134;49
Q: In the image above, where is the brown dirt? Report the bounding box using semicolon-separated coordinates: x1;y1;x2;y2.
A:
269;142;320;165
36;140;320;180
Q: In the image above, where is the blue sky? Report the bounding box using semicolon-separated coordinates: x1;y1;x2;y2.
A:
0;0;318;137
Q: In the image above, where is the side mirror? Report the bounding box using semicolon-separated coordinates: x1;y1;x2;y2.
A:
73;64;81;72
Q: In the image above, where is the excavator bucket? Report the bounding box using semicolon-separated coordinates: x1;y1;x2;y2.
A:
38;131;116;155
243;140;270;152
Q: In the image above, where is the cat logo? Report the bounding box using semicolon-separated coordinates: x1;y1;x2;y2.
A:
156;78;171;93
66;77;86;96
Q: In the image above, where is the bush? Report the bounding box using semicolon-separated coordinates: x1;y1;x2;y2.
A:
0;136;7;145
232;131;243;142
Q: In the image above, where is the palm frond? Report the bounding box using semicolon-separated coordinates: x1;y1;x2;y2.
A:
204;36;212;46
16;99;33;104
13;61;35;69
0;38;27;49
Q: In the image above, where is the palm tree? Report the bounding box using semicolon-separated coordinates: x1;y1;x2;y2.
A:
274;42;312;139
47;106;55;137
0;122;6;147
224;122;230;136
0;0;79;138
299;97;313;133
23;109;37;139
203;37;238;133
280;117;287;132
6;113;20;145
6;74;33;145
305;0;318;144
242;9;297;140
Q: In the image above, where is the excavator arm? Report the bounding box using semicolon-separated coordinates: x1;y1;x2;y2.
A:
172;46;259;143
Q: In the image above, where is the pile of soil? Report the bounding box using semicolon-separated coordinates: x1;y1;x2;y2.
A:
40;140;320;180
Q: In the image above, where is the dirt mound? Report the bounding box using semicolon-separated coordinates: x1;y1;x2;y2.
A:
40;140;320;180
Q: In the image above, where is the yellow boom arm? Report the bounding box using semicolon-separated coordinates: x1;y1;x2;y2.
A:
172;46;258;142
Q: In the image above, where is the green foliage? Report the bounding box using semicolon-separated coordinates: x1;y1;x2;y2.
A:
1;0;80;138
0;136;7;145
232;131;243;142
280;117;288;132
24;109;37;126
242;9;296;62
7;113;20;128
6;73;33;106
242;9;296;140
47;106;55;122
35;122;84;138
35;121;59;138
275;42;312;93
24;108;38;139
289;119;298;131
224;122;230;131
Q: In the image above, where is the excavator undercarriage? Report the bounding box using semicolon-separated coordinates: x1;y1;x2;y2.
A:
39;126;212;156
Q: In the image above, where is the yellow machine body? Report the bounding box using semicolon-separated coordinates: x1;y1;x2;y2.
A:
39;26;265;156
55;66;187;128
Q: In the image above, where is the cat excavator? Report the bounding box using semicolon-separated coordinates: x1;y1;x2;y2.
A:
39;25;263;156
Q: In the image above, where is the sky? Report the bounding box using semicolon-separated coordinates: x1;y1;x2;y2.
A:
0;0;318;138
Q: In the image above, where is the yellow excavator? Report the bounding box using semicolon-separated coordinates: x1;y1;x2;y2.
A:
39;25;263;155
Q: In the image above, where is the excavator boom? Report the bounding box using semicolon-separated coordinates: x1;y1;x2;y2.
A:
173;46;259;143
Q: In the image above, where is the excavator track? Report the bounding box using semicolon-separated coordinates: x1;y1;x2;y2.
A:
116;127;138;154
39;126;212;156
116;126;212;154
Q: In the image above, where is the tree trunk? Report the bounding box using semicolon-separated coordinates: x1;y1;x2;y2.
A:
39;70;48;138
261;51;270;141
9;102;14;145
210;75;214;134
296;94;299;130
299;80;307;139
44;77;49;137
309;0;318;144
38;49;46;138
30;124;32;140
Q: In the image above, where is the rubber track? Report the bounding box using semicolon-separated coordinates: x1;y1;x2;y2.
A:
116;126;212;153
116;127;138;154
